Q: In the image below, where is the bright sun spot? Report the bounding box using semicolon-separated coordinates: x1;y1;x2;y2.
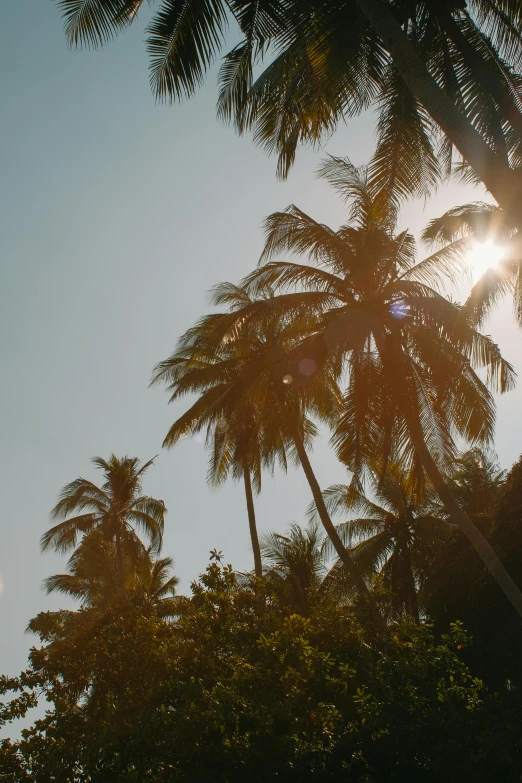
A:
467;240;505;281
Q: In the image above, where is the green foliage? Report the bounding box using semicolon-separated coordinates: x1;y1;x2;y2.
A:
10;4;522;779
0;603;179;781
4;561;515;782
425;452;522;692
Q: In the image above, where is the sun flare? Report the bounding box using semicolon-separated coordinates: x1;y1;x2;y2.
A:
467;240;505;281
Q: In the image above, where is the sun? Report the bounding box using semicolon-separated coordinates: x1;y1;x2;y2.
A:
467;240;505;281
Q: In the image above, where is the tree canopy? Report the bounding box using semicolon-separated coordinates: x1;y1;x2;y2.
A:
5;4;522;777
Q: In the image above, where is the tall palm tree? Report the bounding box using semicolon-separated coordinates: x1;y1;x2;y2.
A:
55;0;522;220
238;156;522;618
315;466;449;621
42;455;166;589
151;293;292;578
152;288;377;610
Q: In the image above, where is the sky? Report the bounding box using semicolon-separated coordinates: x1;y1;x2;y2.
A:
1;1;522;690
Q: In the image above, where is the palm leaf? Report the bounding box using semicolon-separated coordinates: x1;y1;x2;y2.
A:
41;513;99;553
403;238;472;289
421;202;509;246
57;0;141;47
259;205;350;268
217;0;284;125
148;0;229;101
368;67;440;217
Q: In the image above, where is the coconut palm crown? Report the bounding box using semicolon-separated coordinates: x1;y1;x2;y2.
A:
316;466;449;621
242;157;514;478
261;521;328;614
41;455;166;560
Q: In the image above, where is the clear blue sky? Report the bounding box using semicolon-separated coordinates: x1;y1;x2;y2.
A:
1;1;521;686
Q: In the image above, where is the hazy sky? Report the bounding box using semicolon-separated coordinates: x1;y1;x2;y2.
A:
1;1;521;687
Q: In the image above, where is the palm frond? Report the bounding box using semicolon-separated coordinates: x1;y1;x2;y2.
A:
462;261;517;326
217;0;284;126
41;514;98;553
148;0;229;101
259;205;350;268
421;202;509;246
127;509;164;554
368;67;440;217
317;157;372;215
243;260;347;299
43;573;92;600
403;237;472;289
57;0;142;47
51;478;108;520
334;517;385;549
162;384;235;448
349;533;394;579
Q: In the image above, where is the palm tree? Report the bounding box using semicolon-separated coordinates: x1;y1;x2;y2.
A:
238;156;522;618
42;455;166;589
315;466;449;621
362;6;522;211
44;531;179;618
151;293;292;578
43;531;121;608
260;521;328;614
152;288;377;611
55;0;522;220
130;553;180;619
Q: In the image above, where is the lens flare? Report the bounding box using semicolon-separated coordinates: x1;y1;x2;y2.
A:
390;301;410;319
298;358;316;377
467;240;505;281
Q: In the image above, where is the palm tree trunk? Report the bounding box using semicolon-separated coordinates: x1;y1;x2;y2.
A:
242;460;263;578
406;416;522;619
355;0;522;222
292;430;375;604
